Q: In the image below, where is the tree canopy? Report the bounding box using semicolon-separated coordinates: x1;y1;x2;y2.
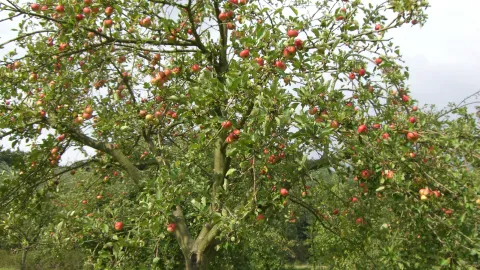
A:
1;0;479;269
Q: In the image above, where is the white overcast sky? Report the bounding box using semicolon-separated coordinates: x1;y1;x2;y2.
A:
387;0;480;112
1;0;480;164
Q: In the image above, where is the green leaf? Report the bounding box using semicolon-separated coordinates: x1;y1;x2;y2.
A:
226;168;236;176
102;224;109;234
289;6;298;15
55;221;64;232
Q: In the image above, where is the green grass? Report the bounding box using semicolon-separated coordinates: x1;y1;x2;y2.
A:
0;249;86;270
0;250;19;270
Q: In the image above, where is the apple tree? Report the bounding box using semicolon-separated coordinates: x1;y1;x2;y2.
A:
0;169;59;270
2;0;479;269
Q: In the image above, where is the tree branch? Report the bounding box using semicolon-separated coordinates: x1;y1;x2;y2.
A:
173;205;194;256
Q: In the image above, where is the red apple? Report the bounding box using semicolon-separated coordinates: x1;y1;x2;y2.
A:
361;169;370;179
84;106;93;114
256;214;265;221
419;188;430;196
226;10;234;19
286;46;296;54
167;223;176;233
275;60;286;70
191;64;201;73
29;73;38;81
357;124;368;134
218;12;228;21
141;17;152;27
348;72;355;80
114;221;123;231
256;57;264;66
104;19;113;28
294;38;303;49
31;3;40;11
375;24;381;31
239;49;250;58
82;113;92;120
55;5;65;13
407;131;419;142
172;67;181;75
225;135;234;144
105;6;113;16
57;134;65;141
280;188;288;196
222;120;232;129
330;120;339;128
76;14;85;21
359;68;366;76
287;29;299;38
382;133;389;140
375;58;382;65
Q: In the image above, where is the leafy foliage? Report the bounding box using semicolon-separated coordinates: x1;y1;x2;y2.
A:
1;0;479;269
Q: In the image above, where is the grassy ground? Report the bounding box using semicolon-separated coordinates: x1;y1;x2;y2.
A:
0;249;86;270
1;249;322;270
0;250;19;270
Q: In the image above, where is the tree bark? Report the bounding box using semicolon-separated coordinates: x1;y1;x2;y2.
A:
173;206;220;270
184;248;211;270
20;248;28;270
212;138;227;207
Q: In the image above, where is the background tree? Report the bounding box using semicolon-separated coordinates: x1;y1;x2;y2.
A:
0;151;60;270
1;0;479;269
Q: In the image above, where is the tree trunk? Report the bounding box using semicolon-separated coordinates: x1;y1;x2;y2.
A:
20;248;28;270
172;206;219;270
184;248;212;270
